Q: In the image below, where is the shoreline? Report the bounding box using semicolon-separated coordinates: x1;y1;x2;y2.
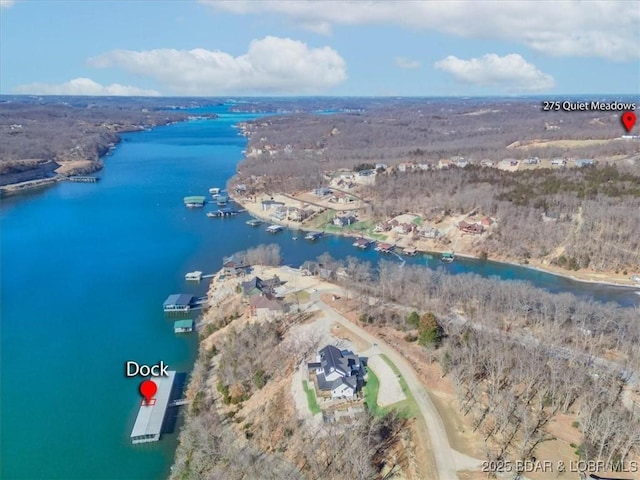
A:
229;190;640;290
0;118;199;198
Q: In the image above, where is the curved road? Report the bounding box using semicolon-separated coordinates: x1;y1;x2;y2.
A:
310;287;481;480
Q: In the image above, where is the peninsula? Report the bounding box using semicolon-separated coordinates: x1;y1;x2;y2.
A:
172;249;640;479
0;95;217;196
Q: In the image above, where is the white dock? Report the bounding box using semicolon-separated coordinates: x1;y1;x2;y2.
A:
130;371;176;444
266;224;284;233
185;271;203;281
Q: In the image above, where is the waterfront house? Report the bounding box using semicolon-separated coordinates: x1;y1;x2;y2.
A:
420;226;439;239
271;206;287;221
222;255;249;277
241;275;282;297
288;207;312;222
163;294;194;312
393;222;413;235
307;345;365;399
249;294;285;319
551;158;567;167
374;222;390;233
261;199;285;211
333;215;357;227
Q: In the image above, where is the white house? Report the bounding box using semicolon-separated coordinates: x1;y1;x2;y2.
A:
308;345;365;399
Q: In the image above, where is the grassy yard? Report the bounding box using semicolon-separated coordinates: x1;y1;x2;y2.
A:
302;380;321;415
379;354;420;419
287;290;310;305
363;368;382;416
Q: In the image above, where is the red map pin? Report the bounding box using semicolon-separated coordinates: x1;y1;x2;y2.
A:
139;379;157;405
621;111;636;132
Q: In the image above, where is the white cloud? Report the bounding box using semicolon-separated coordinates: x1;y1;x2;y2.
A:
87;36;347;95
395;56;421;70
435;54;555;92
199;0;640;62
0;0;17;8
12;78;161;96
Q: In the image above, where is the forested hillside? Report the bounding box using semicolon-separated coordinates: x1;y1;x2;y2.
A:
233;98;640;272
0;96;214;187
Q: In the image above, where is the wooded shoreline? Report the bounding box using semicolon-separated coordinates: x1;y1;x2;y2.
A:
229;190;640;290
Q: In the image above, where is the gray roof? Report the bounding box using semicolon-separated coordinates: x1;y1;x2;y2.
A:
241;276;265;295
319;345;362;377
163;294;193;307
130;371;176;440
223;255;246;268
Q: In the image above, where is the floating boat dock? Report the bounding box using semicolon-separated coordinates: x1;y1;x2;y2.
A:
216;195;228;206
403;247;417;256
163;293;194;312
209;187;221;195
185;271;203;281
184;196;206;208
441;252;455;263
130;371;176;444
266;224;284;233
174;319;194;333
353;238;372;249
66;176;100;183
375;242;395;253
305;231;323;241
246;218;262;227
206;208;239;217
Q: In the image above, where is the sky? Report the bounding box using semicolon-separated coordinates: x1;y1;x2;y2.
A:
1;0;639;97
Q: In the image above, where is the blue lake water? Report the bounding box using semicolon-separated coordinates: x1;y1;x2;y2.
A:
1;105;638;480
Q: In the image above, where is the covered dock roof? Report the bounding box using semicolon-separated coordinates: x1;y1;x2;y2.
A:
130;371;176;444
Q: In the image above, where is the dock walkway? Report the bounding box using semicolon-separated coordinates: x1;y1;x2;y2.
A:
65;176;99;183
